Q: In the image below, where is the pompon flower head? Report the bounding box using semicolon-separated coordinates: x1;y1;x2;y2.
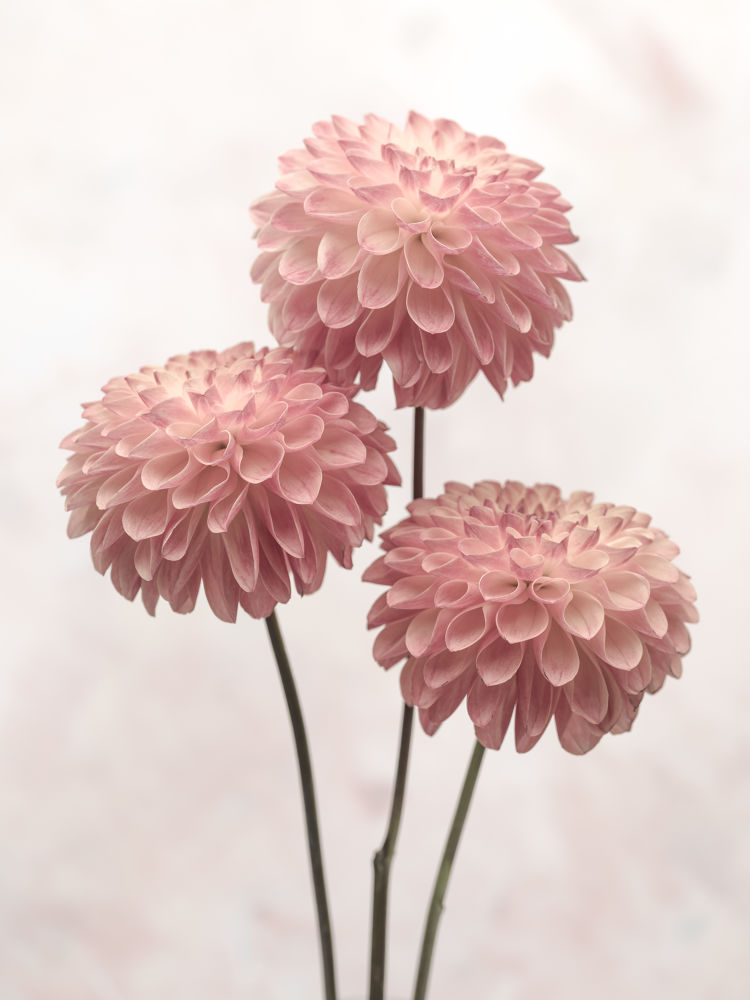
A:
365;482;697;754
250;111;582;410
58;343;400;622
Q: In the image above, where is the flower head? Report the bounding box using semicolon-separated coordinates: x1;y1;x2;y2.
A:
365;482;697;754
251;112;582;409
59;343;400;621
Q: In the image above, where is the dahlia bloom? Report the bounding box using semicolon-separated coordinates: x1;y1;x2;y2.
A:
58;343;400;621
365;482;697;754
250;111;582;409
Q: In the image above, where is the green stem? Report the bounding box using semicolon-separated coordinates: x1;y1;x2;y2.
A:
413;406;424;500
368;406;424;1000
412;741;486;1000
265;610;337;1000
369;704;414;1000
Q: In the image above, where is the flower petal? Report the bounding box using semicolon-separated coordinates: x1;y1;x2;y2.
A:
600;571;651;610
405;608;442;657
419;330;454;373
479;571;524;602
122;491;170;541
275;451;323;504
304;188;362;222
445;606;487;651
467;675;504;726
530;576;570;605
171;466;230;509
357;252;403;309
424;649;472;688
317;230;361;279
561;590;604;639
140;451;192;490
355;307;398;356
405;283;455;334
357;209;402;254
317;274;362;328
496;599;548;642
429;224;473;253
592;619;643;671
281;414;325;451
535;620;580;686
239;439;285;484
566;652;609;724
476;637;523;685
314;426;367;468
278;238;320;284
314;476;361;526
404;235;444;289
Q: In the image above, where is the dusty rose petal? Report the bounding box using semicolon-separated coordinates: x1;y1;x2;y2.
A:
317;230;361;279
171;466;230;510
357;209;402;254
404;235;444;288
475;637;523;685
445;606;487;651
565;652;608;725
140;450;192;490
314;426;367;468
496;599;548;642
478;570;524;602
405;608;442;657
317;273;362;328
515;652;558;752
592;619;644;671
424;649;472;689
357;252;403;309
535;619;580;686
239;439;285;484
406;282;455;334
122;492;170;541
278;238;320;284
273;451;322;504
467;675;505;726
313;477;362;526
561;590;605;639
419;330;453;373
355;307;398;356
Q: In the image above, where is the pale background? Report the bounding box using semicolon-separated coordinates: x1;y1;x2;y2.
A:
2;0;749;997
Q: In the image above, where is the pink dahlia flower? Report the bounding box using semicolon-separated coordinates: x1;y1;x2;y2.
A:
365;482;697;754
58;343;400;622
250;111;582;409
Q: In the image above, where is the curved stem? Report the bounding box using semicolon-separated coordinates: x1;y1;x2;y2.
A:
368;406;425;1000
412;741;486;1000
265;610;337;1000
369;703;414;1000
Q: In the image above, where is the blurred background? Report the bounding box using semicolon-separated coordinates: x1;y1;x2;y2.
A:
2;0;749;997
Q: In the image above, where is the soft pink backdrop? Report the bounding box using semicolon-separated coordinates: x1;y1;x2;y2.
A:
2;0;748;997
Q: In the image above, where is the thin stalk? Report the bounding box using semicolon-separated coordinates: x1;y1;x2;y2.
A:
412;741;486;1000
265;610;337;1000
413;406;424;500
369;703;414;1000
368;406;425;1000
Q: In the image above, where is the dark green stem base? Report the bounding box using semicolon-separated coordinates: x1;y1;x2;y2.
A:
412;741;486;1000
265;610;338;1000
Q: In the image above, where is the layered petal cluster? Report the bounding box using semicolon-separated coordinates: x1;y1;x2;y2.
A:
365;481;697;754
58;343;400;621
251;111;582;409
